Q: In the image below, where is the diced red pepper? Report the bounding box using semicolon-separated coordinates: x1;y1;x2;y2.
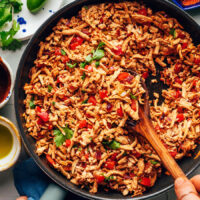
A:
177;113;184;122
46;154;55;165
194;58;200;64
70;36;84;50
107;102;113;112
96;151;102;160
48;124;53;130
112;46;123;56
61;56;69;63
37;118;44;126
85;65;93;72
138;8;147;16
37;112;49;122
178;32;185;39
181;43;188;49
79;120;87;128
133;151;141;158
175;77;182;84
96;175;105;183
35;106;41;113
177;107;183;113
142;71;149;79
105;160;115;170
110;153;118;161
117;107;123;117
174;64;182;74
140;177;151;187
117;72;130;82
55;48;62;56
131;100;137;111
170;151;177;158
99;90;108;99
65;139;71;147
70;43;79;50
88;96;97;106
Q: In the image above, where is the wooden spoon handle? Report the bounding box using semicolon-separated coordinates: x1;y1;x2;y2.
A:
134;107;187;180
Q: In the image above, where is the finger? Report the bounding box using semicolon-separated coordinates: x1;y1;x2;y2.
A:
175;177;198;200
191;175;200;192
16;196;28;200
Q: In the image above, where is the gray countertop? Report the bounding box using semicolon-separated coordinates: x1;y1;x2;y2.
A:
0;1;200;200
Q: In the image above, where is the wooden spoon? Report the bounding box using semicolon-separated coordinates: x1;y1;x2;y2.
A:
125;70;187;180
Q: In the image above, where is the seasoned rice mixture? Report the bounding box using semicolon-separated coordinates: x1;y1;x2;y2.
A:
23;2;200;196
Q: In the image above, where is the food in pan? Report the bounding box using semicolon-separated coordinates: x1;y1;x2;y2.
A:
23;1;200;196
179;0;200;6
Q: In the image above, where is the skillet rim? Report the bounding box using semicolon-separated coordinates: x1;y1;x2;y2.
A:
14;0;200;199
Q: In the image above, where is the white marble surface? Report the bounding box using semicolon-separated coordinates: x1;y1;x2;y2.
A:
0;1;200;200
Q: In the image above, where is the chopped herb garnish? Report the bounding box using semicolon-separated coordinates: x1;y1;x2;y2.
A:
61;49;66;55
95;61;100;67
63;125;74;139
150;160;159;165
105;175;114;182
82;98;88;104
78;147;82;151
102;140;120;150
52;101;55;106
130;93;137;100
98;42;105;48
29;100;35;109
93;49;104;60
85;54;93;63
67;62;77;68
48;85;53;92
80;62;86;68
81;72;86;80
89;137;93;141
84;5;88;9
169;28;176;38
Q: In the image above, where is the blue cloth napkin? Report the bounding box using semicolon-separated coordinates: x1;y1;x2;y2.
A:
13;158;51;200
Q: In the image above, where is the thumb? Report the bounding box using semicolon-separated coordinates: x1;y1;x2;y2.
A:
175;177;199;200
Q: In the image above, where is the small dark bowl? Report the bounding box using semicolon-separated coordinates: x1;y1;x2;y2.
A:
15;0;200;199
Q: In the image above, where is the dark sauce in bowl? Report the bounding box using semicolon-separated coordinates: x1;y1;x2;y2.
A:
0;58;11;103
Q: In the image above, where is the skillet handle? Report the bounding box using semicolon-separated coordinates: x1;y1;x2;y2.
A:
40;183;67;200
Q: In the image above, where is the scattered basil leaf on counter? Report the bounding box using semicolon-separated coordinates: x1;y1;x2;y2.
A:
169;28;176;38
48;85;53;92
130;93;137;100
29;100;35;109
67;62;77;68
61;49;66;55
81;72;86;80
80;62;86;68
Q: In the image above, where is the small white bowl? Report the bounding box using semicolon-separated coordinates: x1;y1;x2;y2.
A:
0;57;14;109
0;116;21;171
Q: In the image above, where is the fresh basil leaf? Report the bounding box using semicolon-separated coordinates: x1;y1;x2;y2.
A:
109;140;120;150
61;48;66;55
53;129;65;147
0;5;12;28
63;125;74;139
29;100;35;109
169;28;176;38
85;54;93;63
98;42;105;49
48;85;53;92
81;72;86;80
95;61;100;67
80;62;86;68
82;98;88;104
67;63;77;68
53;129;61;136
93;49;104;60
130;93;137;100
9;0;23;13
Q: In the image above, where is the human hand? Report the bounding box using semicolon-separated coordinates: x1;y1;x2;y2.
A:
175;175;200;200
16;196;27;200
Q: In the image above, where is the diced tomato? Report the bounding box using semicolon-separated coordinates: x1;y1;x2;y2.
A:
138;8;147;16
175;77;182;84
181;43;188;49
70;42;78;50
107;102;113;112
87;124;93;129
112;46;123;56
105;160;115;170
133;151;141;158
54;48;62;56
107;122;112;129
85;65;93;72
194;58;200;64
170;151;177;158
46;154;55;165
177;107;183;113
110;153;118;161
35;106;41;113
37;118;44;126
96;175;105;183
48;124;53;130
117;72;129;82
61;56;69;63
99;90;108;99
76;36;84;45
88;96;97;106
70;36;84;50
86;113;92;118
79;120;87;128
174;64;182;74
142;71;149;79
117;107;123;117
96;151;102;160
178;32;185;39
131;100;137;111
65;139;71;147
177;113;184;122
174;90;181;98
130;173;135;178
140;177;151;187
37;112;49;122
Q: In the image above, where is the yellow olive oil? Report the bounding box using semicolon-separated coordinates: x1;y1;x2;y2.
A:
0;125;13;159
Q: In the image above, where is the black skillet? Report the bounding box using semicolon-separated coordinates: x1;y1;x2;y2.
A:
15;0;200;199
